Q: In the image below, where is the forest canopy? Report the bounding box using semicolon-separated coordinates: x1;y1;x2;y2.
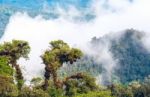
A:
0;39;150;97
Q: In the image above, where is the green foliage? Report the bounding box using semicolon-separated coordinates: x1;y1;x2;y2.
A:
0;56;13;76
129;77;150;97
41;40;83;66
139;78;150;97
17;79;25;90
64;79;78;96
50;40;69;50
0;40;30;90
31;77;43;87
110;84;133;97
1;38;150;97
18;87;50;97
67;48;83;64
47;86;65;97
64;73;98;97
0;40;30;61
58;56;103;79
91;29;150;84
41;40;83;89
0;75;18;97
76;91;112;97
110;30;150;83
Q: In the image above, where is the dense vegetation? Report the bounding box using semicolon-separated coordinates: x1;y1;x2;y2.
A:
90;29;150;84
0;34;150;97
111;30;150;83
58;29;150;85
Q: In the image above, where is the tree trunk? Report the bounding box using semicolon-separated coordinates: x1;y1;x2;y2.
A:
12;61;24;90
43;79;49;90
14;64;23;80
43;66;51;90
53;71;59;89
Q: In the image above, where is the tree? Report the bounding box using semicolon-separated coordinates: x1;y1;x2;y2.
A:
0;75;18;97
109;84;133;97
18;87;50;97
0;56;13;76
64;73;98;97
41;40;83;90
76;91;112;97
0;40;30;89
130;77;150;97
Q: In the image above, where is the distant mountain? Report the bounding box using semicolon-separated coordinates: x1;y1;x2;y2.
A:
91;29;150;84
59;29;150;84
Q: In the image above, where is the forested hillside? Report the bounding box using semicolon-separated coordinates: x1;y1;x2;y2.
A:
0;38;150;97
1;0;150;96
60;29;150;84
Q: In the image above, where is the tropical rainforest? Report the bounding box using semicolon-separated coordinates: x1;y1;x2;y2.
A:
0;30;150;97
1;0;150;96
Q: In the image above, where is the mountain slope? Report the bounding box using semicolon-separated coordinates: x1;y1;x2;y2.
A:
91;29;150;83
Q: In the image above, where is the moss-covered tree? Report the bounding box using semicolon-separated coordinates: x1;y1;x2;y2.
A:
0;75;18;97
0;56;13;76
0;56;18;97
41;40;83;90
64;73;98;96
0;40;30;89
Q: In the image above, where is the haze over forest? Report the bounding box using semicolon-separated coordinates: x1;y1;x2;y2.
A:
0;0;150;97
